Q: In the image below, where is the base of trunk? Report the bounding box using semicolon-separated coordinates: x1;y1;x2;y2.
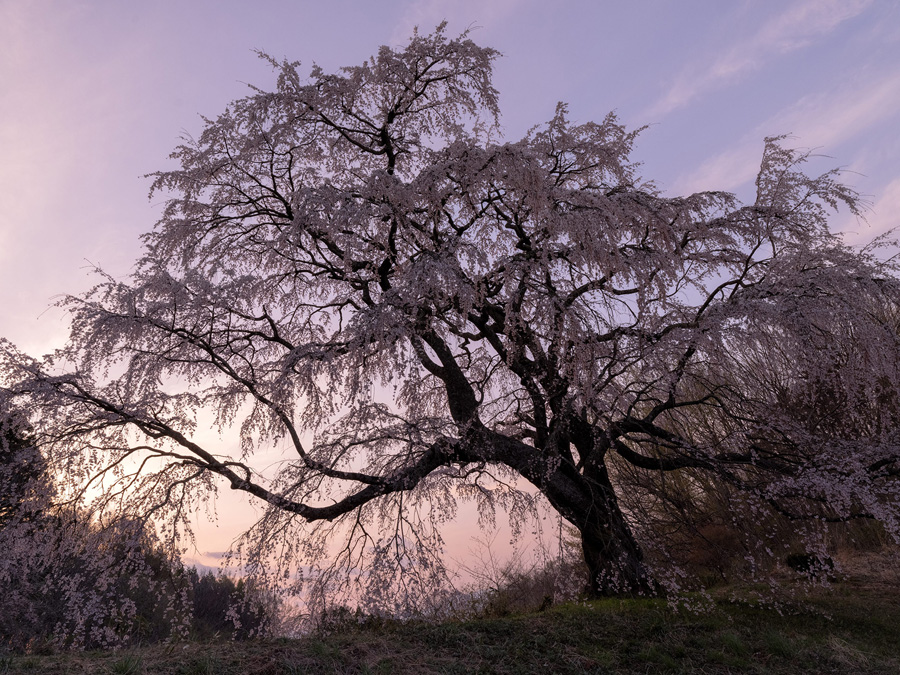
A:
583;546;659;598
581;516;660;598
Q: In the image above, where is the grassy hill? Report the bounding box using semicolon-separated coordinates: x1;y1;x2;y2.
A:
4;575;899;674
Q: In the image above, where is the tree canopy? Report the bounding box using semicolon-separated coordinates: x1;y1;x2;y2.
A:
2;25;900;604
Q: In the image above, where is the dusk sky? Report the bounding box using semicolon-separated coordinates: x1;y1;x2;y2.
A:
3;0;900;562
4;0;900;353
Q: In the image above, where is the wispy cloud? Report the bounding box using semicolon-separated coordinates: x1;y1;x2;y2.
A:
672;69;900;195
855;176;900;242
646;0;873;118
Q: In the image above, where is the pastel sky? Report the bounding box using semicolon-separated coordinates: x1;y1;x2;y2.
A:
2;0;900;562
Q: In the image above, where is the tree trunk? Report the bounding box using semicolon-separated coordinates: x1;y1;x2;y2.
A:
482;428;657;597
574;463;657;597
537;464;657;596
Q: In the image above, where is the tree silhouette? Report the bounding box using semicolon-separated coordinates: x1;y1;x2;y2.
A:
0;413;47;529
2;25;900;601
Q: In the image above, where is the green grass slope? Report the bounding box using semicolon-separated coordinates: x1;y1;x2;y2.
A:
4;581;899;674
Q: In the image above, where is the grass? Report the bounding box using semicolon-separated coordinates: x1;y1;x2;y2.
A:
110;654;143;675
2;582;898;673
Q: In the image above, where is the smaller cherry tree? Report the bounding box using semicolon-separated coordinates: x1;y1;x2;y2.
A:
2;25;900;611
0;402;272;651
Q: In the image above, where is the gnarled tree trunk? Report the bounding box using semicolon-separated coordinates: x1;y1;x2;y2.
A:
576;463;656;597
495;427;657;597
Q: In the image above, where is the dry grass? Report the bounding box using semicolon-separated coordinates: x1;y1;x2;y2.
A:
3;549;898;674
2;586;898;673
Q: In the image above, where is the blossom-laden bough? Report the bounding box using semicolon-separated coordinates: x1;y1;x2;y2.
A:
3;24;900;613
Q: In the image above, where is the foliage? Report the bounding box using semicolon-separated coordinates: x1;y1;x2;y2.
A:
188;568;270;641
0;511;185;651
1;414;272;651
0;413;46;529
2;23;900;611
0;514;271;652
0;421;270;653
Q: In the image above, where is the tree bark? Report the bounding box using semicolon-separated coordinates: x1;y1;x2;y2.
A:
577;463;657;597
472;427;658;597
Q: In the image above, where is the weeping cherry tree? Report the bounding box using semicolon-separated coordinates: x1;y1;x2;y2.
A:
3;25;900;604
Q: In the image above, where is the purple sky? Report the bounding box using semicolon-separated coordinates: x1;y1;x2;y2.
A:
3;0;899;354
3;0;900;561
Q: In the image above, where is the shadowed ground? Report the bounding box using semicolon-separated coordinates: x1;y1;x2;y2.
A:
5;558;899;675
